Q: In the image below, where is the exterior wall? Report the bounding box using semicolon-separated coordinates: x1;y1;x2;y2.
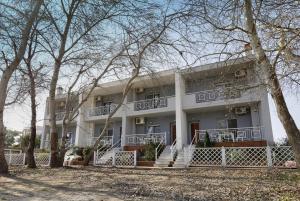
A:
186;110;253;143
41;58;275;150
133;115;175;145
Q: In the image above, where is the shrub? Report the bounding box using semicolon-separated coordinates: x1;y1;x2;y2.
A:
143;141;161;161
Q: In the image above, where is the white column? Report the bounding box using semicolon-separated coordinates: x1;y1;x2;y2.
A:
40;99;49;149
75;94;90;147
259;92;274;145
175;71;187;150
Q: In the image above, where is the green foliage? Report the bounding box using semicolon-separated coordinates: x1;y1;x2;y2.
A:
196;131;213;148
204;131;212;147
143;141;161;161
83;146;93;159
4;129;20;147
20;134;41;151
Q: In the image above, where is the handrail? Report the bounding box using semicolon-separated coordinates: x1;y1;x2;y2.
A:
170;139;177;160
155;139;165;161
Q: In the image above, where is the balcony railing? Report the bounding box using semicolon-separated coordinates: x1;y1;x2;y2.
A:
134;97;168;111
55;112;65;121
195;127;263;142
86;104;117;117
88;136;113;146
125;132;167;145
195;87;241;103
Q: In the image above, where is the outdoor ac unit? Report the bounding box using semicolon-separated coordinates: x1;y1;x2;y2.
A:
135;117;145;124
95;96;102;101
234;69;247;78
235;107;247;115
135;88;144;93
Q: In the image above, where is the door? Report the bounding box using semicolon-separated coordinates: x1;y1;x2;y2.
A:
170;123;176;144
190;122;200;144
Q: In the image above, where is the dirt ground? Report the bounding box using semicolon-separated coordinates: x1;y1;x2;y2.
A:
0;167;299;201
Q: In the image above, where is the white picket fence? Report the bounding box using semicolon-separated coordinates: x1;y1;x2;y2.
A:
4;151;50;166
187;146;295;168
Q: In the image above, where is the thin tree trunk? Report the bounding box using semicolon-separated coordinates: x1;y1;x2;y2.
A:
26;69;37;168
49;61;61;168
0;0;43;174
244;0;300;167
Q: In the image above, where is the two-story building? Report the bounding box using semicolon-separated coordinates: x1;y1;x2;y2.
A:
40;56;274;155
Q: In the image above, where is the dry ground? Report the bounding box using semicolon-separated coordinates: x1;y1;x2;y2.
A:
0;167;299;201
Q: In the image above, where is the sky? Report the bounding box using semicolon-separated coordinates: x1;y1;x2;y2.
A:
4;90;300;142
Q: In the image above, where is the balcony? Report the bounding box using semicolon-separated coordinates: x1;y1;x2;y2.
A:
195;87;241;103
86;104;117;117
134;97;168;111
195;127;263;143
125;132;167;145
55;112;65;121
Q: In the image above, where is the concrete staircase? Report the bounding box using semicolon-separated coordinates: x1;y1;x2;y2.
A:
173;145;195;168
94;148;120;165
154;145;173;167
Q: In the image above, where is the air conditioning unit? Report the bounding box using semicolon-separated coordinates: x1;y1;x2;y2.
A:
95;96;102;101
234;69;247;78
135;117;145;124
135;88;144;93
235;107;247;115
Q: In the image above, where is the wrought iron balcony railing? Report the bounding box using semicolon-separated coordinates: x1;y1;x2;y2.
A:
134;97;168;111
125;132;167;145
86;104;117;117
195;87;241;103
195;127;263;142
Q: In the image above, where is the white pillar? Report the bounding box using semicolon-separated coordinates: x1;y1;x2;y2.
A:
40;99;49;149
175;71;187;150
75;94;90;147
259;92;274;145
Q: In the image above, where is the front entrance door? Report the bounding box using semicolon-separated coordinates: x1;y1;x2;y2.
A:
170;123;176;144
191;122;200;144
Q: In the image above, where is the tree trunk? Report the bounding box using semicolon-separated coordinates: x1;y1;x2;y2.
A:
244;0;300;167
26;70;37;168
0;0;43;174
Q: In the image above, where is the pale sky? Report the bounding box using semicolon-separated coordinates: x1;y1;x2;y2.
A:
4;90;300;142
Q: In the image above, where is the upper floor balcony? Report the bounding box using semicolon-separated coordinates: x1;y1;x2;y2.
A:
127;96;175;116
134;97;168;111
85;104;121;121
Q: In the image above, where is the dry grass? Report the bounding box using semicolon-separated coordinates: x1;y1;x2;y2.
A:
0;167;299;201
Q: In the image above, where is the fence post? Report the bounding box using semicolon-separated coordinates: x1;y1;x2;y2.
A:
93;151;96;166
23;153;26;165
112;149;116;167
134;150;137;167
48;153;51;166
8;150;12;165
221;147;226;167
266;146;273;167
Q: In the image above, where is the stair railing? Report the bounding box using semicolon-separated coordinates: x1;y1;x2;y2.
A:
95;139;121;165
170;139;177;161
186;133;197;166
155;139;165;161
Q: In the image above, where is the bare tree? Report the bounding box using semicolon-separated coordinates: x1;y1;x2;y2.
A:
185;0;300;166
0;0;43;174
20;21;49;168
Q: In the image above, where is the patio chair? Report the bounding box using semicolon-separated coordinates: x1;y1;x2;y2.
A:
236;131;246;141
128;136;135;145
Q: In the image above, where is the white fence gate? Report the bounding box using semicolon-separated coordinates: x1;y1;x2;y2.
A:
188;146;295;168
94;150;137;168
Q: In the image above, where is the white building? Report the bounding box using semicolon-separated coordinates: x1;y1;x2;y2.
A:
41;56;274;156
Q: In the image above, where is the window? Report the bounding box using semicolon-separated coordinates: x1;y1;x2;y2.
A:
147;125;160;133
227;119;237;128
